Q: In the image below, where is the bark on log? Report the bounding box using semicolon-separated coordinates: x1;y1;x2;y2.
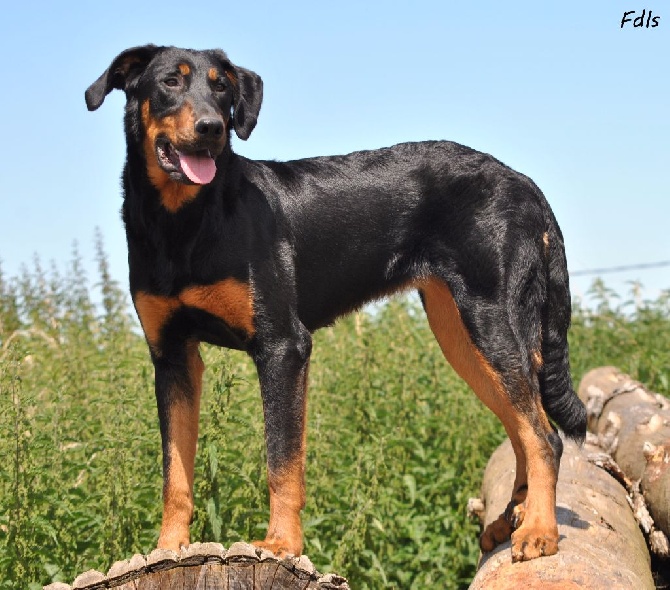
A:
578;366;670;544
469;439;655;590
43;542;349;590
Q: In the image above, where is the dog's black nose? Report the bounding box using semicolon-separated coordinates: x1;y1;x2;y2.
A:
195;117;224;138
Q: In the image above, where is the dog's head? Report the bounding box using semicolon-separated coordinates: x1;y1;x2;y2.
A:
86;45;263;186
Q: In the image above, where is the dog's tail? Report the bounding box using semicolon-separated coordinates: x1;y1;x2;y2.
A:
538;214;587;443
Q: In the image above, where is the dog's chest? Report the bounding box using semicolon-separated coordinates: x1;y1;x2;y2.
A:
133;278;255;353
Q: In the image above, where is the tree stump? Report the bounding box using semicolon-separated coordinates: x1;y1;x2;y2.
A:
578;366;670;553
469;439;655;589
43;542;349;590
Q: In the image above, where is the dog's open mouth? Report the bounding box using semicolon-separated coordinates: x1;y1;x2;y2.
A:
156;138;217;185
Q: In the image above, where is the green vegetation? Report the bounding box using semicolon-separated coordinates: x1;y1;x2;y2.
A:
569;279;670;394
0;237;668;589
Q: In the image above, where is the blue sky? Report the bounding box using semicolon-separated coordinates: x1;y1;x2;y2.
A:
0;1;668;308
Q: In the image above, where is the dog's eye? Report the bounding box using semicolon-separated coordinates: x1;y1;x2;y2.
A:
213;80;227;93
163;77;181;88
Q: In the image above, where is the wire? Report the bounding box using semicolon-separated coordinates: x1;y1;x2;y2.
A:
570;260;670;277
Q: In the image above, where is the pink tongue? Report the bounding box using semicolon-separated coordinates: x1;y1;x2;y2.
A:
178;151;216;184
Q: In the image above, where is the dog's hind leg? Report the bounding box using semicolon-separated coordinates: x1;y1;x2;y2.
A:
419;277;562;561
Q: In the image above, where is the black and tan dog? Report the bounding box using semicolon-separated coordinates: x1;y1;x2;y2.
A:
85;45;586;562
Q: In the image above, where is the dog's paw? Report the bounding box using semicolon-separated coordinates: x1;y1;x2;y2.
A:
510;526;559;561
157;527;190;553
252;537;302;558
479;496;529;553
479;514;514;552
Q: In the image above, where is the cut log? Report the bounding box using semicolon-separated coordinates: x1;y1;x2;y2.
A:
642;442;670;550
43;542;349;590
578;366;670;544
469;439;654;590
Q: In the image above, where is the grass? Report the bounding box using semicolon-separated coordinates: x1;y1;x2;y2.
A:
0;236;668;589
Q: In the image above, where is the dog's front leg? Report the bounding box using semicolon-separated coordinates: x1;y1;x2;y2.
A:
153;339;204;551
251;327;312;557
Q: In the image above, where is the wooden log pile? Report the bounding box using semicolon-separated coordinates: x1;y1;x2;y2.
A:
469;366;670;589
43;542;349;590
578;366;670;557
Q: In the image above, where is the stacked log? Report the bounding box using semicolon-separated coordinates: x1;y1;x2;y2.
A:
578;366;670;556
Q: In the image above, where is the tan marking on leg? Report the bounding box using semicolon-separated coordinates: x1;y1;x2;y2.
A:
141;99;202;212
420;277;559;559
134;292;181;353
533;390;553;433
180;279;255;336
419;278;511;419
510;419;559;560
254;361;309;557
157;340;204;551
254;460;305;557
420;277;522;552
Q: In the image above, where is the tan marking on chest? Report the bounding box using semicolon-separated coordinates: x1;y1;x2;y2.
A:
141;99;202;213
181;279;255;335
134;292;182;352
134;279;255;352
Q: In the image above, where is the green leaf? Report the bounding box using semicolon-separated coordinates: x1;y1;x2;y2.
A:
207;497;222;541
208;443;218;480
403;474;417;505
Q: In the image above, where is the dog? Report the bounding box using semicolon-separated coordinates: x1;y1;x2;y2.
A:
85;44;586;562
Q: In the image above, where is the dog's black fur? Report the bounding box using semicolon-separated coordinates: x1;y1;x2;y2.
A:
86;45;586;561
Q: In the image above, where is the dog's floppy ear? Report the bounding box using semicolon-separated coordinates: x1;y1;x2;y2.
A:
208;50;263;140
85;45;162;111
229;65;263;140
